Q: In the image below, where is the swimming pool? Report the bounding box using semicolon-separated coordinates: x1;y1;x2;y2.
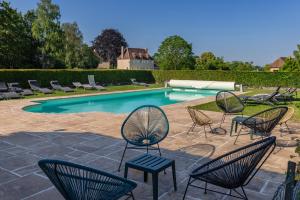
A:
24;88;219;114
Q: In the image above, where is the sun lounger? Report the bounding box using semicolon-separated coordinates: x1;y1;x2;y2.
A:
240;86;281;105
72;82;93;90
50;80;74;92
7;82;34;96
88;75;105;90
0;82;22;99
276;88;297;102
0;91;22;99
28;80;53;94
130;78;149;87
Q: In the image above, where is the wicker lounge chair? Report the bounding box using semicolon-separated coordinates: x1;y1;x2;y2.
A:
28;80;53;94
241;86;281;105
118;105;169;171
38;159;137;200
183;136;276;200
50;80;74;92
186;106;213;137
7;82;34;96
72;81;93;90
130;78;149;87
216;91;244;128
234;106;288;144
88;75;105;90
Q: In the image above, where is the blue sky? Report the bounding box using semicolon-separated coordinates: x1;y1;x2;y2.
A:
8;0;300;66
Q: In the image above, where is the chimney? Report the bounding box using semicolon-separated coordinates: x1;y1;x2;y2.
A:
145;48;149;59
121;46;124;59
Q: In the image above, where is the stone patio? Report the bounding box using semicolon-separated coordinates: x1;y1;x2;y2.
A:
0;90;299;200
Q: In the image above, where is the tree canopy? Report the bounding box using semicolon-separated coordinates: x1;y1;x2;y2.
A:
281;45;300;72
195;52;226;70
154;35;195;70
92;29;127;68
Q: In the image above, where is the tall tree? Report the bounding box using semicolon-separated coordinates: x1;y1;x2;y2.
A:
62;22;83;68
0;1;34;68
92;29;127;68
154;35;195;70
195;52;225;70
80;44;99;68
32;0;65;68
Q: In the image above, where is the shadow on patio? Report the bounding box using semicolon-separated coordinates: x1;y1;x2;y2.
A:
0;130;286;200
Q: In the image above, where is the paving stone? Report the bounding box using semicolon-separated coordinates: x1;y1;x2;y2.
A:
0;174;52;200
0;141;15;150
0;168;19;185
0;154;40;171
2;132;43;147
23;187;63;200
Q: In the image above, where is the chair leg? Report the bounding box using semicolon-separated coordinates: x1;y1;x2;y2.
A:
172;161;177;191
285;122;291;134
234;127;243;144
182;177;191;200
131;192;135;200
187;123;196;134
204;181;208;194
118;142;128;171
219;114;225;127
241;186;248;200
157;143;162;157
203;126;207;138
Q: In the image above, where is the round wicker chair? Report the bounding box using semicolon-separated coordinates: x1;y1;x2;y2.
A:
186;106;213;137
216;91;244;127
183;136;276;200
39;159;137;200
118;105;169;171
234;106;288;144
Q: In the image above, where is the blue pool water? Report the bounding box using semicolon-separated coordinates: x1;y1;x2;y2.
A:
24;88;219;114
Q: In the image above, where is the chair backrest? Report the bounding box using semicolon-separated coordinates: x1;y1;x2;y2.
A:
28;80;40;90
38;159;137;200
187;107;212;126
192;136;276;189
121;105;169;146
216;91;244;114
267;86;281;100
243;107;288;136
88;75;96;86
0;82;8;92
50;81;61;89
72;82;82;87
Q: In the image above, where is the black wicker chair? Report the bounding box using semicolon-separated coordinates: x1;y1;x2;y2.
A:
118;105;169;171
234;107;288;144
216;91;244;128
38;159;137;200
183;136;276;200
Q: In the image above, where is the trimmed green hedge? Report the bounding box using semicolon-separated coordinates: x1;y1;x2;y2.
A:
0;69;154;87
152;70;300;87
0;69;299;88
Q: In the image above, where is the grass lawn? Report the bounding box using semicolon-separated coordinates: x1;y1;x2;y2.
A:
193;89;300;122
24;84;162;99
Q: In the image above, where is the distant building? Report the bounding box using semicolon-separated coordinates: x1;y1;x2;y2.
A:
117;47;154;70
269;57;287;72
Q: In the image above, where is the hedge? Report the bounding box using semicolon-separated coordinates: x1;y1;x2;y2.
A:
0;69;154;87
151;70;300;87
0;69;299;88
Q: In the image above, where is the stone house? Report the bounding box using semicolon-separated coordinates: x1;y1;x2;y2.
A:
269;57;287;72
117;47;154;70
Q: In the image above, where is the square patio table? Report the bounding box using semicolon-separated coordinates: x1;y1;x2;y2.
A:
124;154;177;200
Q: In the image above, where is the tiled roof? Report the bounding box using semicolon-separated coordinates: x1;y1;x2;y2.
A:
269;57;287;69
118;47;153;60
